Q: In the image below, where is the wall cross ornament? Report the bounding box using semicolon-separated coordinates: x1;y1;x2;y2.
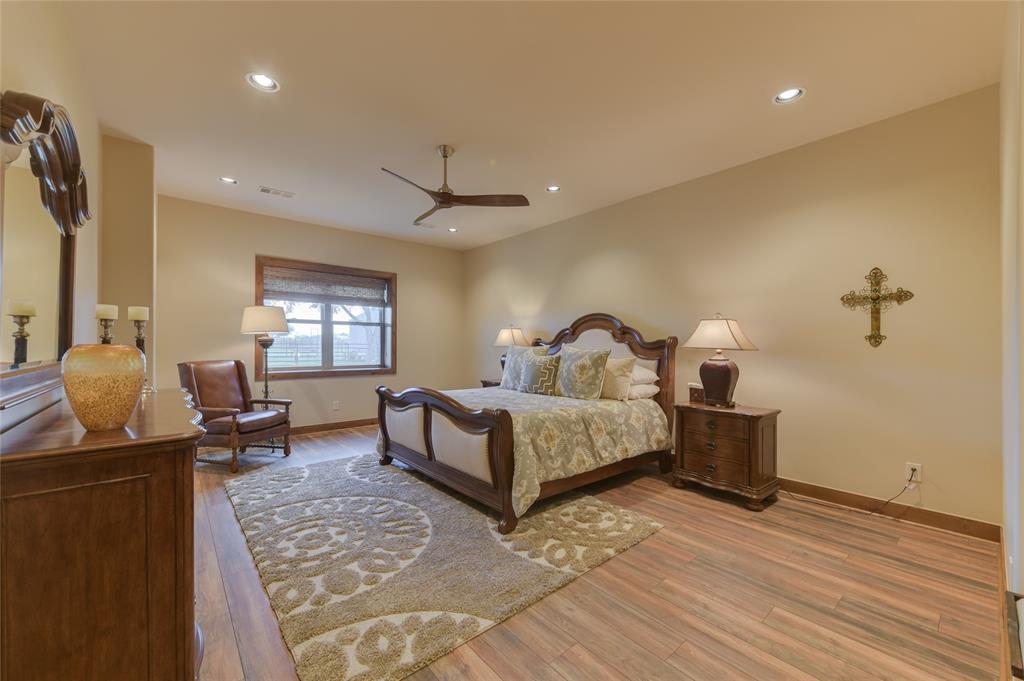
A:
840;267;914;347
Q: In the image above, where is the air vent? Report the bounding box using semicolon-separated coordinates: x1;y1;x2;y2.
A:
258;185;295;198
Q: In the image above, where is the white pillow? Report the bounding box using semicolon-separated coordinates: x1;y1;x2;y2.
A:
601;357;636;401
628;384;660;400
631;365;659;385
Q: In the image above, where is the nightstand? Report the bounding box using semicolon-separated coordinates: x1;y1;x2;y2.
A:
672;401;780;510
481;379;501;388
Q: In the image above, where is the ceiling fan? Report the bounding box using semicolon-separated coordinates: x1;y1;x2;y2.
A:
381;145;530;226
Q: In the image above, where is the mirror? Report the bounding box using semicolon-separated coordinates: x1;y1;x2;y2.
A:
1;162;62;370
0;91;90;412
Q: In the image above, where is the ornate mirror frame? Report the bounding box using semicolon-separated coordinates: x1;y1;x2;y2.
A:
0;90;91;411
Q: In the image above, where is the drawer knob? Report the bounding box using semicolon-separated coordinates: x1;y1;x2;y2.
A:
705;441;717;451
705;462;717;472
706;420;718;430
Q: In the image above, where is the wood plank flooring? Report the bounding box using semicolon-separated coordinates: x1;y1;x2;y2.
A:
194;427;1002;681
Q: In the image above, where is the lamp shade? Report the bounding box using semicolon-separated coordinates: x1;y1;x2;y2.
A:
682;315;757;351
493;326;529;347
240;305;289;334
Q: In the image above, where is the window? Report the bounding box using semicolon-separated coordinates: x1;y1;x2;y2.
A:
255;256;396;378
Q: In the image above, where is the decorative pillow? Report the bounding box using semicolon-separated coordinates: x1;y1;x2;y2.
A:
499;346;546;389
631;365;660;385
600;356;637;401
557;346;611;400
628;383;660;400
519;354;561;395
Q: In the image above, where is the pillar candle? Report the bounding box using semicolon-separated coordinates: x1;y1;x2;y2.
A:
9;301;36;317
127;306;149;321
95;304;118;320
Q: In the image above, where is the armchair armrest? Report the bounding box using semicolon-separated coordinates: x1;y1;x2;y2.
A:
198;407;241;423
251;398;292;413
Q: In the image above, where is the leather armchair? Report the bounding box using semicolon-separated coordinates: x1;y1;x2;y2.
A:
177;359;292;472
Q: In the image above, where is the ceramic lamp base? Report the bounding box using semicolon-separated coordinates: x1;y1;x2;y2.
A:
699;355;738;408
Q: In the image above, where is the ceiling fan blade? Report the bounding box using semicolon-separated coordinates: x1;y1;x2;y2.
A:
381;168;445;200
449;194;530;208
413;204;444;226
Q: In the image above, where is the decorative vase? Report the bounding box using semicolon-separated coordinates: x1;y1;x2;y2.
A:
61;344;146;431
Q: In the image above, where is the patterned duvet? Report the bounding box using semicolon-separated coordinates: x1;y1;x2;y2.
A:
378;387;671;516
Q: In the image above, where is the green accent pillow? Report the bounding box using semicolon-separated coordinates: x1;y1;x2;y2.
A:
499;346;546;389
519;354;561;395
557;346;611;400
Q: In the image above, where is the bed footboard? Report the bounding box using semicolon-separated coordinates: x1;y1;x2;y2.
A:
375;385;519;533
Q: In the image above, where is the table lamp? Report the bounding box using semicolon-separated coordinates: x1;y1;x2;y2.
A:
241;305;289;399
682;313;757;408
493;325;529;369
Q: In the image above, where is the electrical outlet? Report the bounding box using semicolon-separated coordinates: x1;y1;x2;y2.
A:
905;463;922;484
331;400;340;411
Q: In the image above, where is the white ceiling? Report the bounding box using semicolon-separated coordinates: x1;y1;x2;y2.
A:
63;1;1005;250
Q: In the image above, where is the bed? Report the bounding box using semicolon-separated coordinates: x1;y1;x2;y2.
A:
375;313;676;533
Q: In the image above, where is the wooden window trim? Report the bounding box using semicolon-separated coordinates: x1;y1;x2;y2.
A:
254;255;397;381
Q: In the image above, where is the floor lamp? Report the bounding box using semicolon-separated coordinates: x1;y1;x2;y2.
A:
241;305;289;400
241;305;290;453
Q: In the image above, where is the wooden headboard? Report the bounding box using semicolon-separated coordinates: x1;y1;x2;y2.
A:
532;312;677;420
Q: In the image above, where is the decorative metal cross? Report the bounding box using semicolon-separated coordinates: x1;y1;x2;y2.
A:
840;267;914;347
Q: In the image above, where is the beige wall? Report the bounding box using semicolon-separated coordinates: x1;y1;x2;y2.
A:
1;1;102;430
464;87;1003;524
155;197;466;427
1;0;101;346
100;135;156;370
1;168;62;364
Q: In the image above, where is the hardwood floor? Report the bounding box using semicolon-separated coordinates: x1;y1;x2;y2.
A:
194;427;1002;681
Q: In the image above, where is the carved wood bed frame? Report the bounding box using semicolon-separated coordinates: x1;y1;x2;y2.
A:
375;313;677;533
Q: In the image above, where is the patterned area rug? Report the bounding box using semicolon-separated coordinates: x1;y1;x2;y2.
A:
224;453;661;681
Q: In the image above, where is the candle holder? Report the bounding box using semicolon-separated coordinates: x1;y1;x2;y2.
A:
10;314;31;365
133;319;157;394
98;317;115;344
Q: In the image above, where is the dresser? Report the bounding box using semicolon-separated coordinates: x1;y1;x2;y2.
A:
1;389;204;681
672;401;780;510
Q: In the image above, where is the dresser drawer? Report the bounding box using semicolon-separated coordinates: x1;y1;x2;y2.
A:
681;430;749;462
683;411;748;439
681;451;749;486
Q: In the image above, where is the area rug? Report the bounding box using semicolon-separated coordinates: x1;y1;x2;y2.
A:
224;453;661;681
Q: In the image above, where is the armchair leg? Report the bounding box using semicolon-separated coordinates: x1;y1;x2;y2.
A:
283;433;291;457
229;448;239;474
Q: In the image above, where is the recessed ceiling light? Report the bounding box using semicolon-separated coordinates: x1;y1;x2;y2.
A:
448;227;458;232
246;73;280;92
546;186;561;193
218;176;239;185
774;87;805;104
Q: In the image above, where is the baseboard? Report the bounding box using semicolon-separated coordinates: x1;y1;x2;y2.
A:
292;417;378;435
778;478;1000;542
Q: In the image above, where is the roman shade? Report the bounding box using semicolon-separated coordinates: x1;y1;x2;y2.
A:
262;265;389;306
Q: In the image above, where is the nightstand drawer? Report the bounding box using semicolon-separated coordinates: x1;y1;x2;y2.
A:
682;431;748;462
682;451;749;486
684;412;748;439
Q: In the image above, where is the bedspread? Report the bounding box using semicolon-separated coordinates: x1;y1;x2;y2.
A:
377;387;671;516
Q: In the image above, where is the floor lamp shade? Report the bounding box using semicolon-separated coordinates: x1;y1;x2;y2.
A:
240;305;289;335
682;315;757;407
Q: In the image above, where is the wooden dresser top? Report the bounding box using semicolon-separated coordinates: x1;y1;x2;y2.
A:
1;389;204;462
675;401;781;418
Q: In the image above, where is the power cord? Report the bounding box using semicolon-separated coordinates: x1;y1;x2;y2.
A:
780;466;917;519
